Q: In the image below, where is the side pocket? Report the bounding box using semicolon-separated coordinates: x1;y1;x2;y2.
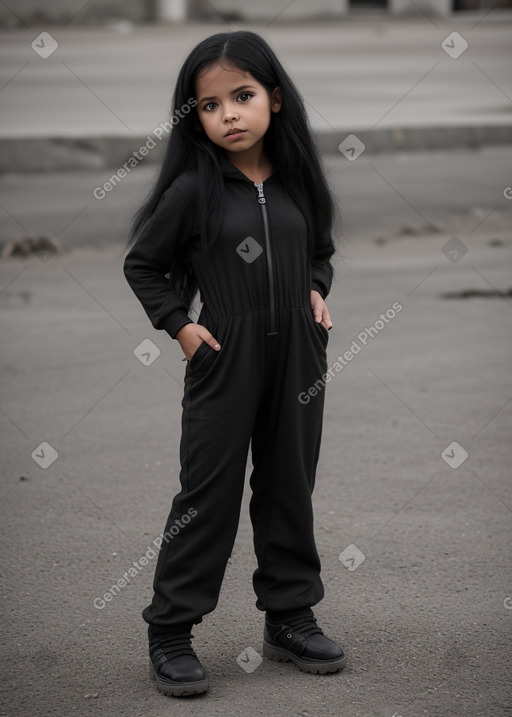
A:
313;318;329;348
188;340;211;371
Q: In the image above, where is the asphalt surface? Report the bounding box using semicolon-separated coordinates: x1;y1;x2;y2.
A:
1;145;511;716
2;146;512;250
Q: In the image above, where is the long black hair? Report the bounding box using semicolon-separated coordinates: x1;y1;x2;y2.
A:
126;30;340;313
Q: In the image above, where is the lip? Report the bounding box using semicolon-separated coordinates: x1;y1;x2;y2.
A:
225;128;246;138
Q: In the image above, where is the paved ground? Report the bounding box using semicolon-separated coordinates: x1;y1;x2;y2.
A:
2;145;512;249
1;146;511;716
1;15;512;170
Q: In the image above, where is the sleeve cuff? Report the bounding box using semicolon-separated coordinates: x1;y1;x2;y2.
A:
311;280;327;300
162;312;194;340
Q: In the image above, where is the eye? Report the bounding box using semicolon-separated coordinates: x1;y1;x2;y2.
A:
203;102;217;112
237;92;253;103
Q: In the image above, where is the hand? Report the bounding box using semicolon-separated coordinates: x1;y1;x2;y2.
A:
176;323;221;361
311;290;333;330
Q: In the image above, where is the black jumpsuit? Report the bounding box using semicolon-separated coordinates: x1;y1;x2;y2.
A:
123;153;334;628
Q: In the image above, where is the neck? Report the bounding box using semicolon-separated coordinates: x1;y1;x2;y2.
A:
224;142;272;183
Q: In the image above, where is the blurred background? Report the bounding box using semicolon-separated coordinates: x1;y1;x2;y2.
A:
1;0;511;25
1;0;511;245
1;3;511;717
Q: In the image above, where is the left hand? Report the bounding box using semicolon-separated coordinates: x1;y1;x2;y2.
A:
311;290;333;331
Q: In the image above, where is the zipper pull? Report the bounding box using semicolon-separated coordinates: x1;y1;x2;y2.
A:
255;183;266;204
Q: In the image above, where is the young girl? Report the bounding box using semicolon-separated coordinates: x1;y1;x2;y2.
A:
123;30;345;697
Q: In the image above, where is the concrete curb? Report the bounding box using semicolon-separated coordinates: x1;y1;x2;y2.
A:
1;124;511;173
315;124;512;156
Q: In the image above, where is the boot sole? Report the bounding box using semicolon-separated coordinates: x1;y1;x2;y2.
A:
263;640;347;674
149;659;209;697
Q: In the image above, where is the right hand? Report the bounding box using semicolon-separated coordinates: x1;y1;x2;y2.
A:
176;323;221;362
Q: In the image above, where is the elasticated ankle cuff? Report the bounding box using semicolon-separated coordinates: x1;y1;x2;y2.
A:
148;622;194;639
266;607;313;623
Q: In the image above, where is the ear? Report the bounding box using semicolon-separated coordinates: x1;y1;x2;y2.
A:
271;86;282;114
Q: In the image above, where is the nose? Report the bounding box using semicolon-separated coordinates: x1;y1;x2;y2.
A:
223;104;239;122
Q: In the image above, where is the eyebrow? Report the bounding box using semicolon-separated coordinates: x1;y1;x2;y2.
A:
198;85;257;104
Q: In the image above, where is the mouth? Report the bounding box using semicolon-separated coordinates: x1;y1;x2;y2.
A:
225;128;246;138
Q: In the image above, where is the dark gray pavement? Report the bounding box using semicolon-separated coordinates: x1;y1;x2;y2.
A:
1;145;511;716
1;15;512;171
2;145;512;251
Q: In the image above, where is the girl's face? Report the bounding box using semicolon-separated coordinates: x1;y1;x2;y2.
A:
194;61;281;159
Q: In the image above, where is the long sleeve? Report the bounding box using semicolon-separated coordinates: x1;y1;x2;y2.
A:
310;225;335;300
123;177;197;339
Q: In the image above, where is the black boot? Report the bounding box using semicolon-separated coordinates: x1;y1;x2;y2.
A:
148;624;208;696
263;608;347;674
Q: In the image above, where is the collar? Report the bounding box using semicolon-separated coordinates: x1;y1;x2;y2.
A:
218;151;277;184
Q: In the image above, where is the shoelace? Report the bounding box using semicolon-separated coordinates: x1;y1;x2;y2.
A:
153;631;197;661
282;612;324;640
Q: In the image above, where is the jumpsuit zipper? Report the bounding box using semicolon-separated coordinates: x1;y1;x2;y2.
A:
254;182;278;336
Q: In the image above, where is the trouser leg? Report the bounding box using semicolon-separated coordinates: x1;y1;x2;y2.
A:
143;318;263;627
250;309;329;612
